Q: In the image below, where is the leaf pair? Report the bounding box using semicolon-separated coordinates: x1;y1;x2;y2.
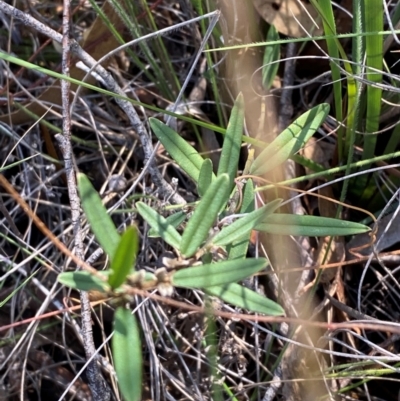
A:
250;103;330;176
150;93;244;191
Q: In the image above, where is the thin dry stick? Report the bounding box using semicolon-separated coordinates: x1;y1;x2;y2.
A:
131;290;400;337
2;285;400;339
58;1;110;399
0;299;108;334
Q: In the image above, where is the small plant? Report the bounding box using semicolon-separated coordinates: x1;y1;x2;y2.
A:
58;94;370;401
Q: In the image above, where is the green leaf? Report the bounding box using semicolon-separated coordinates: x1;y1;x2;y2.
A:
148;211;186;238
180;174;230;257
113;307;142;401
57;271;110;292
362;0;383;165
108;226;139;289
256;214;371;236
217;93;244;186
172;258;268;288
150;117;206;183
262;25;280;90
250;104;330;176
308;0;346;160
136;202;181;249
198;158;213;197
228;179;255;260
78;173;120;259
212;199;282;246
205;283;285;316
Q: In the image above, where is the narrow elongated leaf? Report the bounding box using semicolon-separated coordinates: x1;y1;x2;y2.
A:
172;258;267;288
309;0;346;159
206;283;285;316
212;199;282;246
362;0;383;164
78;173;120;259
180;174;230;257
108;226;139;289
228;180;255;260
262;25;280;90
250;104;330;176
256;214;370;236
58;271;109;293
217;93;244;186
136;202;181;249
150;118;206;183
198;158;213;197
113;307;142;401
148;211;186;238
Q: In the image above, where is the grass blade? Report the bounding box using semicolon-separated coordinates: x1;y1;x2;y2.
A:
362;0;383;163
310;0;344;158
262;25;280;90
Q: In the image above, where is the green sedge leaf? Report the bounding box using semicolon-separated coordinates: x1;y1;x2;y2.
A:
136;202;181;249
198;158;213;197
78;173;120;259
217;93;244;186
150;117;205;183
250;104;330;176
57;271;109;293
113;308;142;401
256;214;371;236
172;258;268;288
262;25;280;90
361;0;383;164
180;174;230;257
108;226;139;289
205;283;285;316
213;199;282;246
148;211;186;238
228;179;255;260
